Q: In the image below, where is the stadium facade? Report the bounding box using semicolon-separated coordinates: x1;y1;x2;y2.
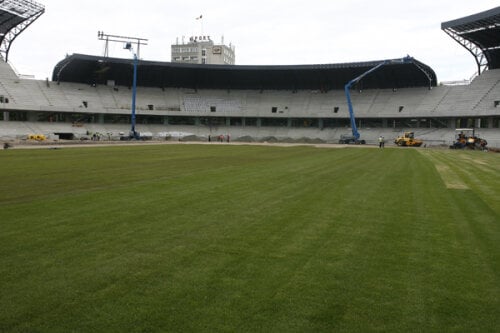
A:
0;2;499;146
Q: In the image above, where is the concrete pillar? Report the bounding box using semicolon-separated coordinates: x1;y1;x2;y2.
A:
257;118;261;127
287;118;292;128
3;111;9;121
98;114;105;124
318;118;324;129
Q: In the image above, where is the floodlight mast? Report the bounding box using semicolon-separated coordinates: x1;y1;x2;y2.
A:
98;31;148;58
343;56;413;142
125;43;139;138
98;31;148;139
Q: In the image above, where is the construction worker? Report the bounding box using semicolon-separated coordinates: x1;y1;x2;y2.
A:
379;136;385;148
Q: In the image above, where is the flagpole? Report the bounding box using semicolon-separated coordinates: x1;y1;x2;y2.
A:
196;15;204;35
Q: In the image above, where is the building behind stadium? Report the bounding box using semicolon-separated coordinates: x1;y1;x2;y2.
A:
171;35;235;65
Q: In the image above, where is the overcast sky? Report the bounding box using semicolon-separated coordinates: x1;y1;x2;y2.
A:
8;0;499;82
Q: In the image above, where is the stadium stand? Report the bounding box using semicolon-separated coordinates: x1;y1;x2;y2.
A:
0;2;499;147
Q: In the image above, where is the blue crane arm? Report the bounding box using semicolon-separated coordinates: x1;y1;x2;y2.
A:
344;56;413;140
344;84;360;139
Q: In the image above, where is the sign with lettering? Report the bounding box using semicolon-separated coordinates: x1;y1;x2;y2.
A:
189;36;211;42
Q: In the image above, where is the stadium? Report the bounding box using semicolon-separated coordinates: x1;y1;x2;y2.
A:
0;2;499;147
1;2;499;332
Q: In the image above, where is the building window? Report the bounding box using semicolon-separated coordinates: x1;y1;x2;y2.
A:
261;118;288;127
230;117;243;126
167;116;196;125
493;117;500;128
244;118;258;126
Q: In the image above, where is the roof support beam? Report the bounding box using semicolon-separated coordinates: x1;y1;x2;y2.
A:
442;27;489;76
441;6;500;74
0;0;45;62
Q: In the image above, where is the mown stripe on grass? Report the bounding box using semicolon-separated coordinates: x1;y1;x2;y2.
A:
418;149;500;215
418;150;468;189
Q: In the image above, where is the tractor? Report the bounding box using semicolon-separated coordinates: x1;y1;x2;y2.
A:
450;128;487;150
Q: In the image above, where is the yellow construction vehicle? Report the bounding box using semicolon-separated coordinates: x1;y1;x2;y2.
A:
28;134;46;141
394;132;423;147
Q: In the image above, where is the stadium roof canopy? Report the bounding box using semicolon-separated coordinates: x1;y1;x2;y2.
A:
53;54;437;91
0;0;45;62
442;6;500;75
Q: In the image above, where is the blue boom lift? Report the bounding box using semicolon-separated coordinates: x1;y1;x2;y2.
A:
339;56;414;144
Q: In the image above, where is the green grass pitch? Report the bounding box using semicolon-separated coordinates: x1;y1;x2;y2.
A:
1;144;499;332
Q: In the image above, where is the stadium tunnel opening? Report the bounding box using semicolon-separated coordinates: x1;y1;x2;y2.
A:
54;132;75;140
